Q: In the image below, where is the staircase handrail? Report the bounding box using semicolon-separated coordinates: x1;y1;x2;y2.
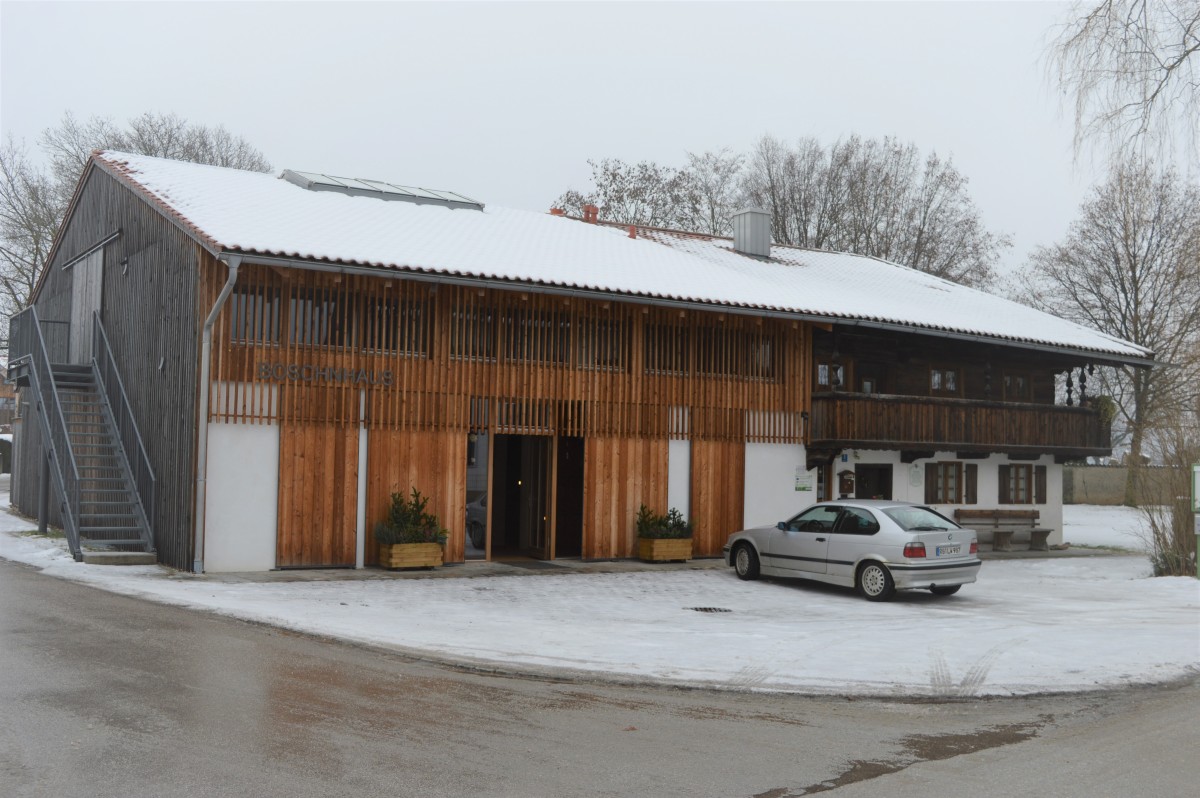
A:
91;312;155;548
15;307;82;559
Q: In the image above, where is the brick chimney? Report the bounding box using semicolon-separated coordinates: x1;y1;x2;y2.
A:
582;204;599;223
732;208;771;258
549;207;565;216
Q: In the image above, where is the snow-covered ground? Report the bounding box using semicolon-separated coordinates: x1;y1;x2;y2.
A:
1;498;1196;697
1063;504;1151;551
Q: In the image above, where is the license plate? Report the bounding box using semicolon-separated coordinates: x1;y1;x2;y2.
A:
936;544;961;556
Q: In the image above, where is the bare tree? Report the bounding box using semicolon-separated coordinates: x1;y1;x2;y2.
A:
1132;404;1199;575
1049;0;1200;158
556;136;1007;287
742;135;1008;287
0;139;59;319
1019;160;1200;497
0;112;272;319
554;158;695;229
680;149;744;235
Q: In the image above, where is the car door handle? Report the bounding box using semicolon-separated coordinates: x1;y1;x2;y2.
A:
815;537;826;542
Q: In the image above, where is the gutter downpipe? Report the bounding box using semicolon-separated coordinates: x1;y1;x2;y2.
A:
193;254;241;573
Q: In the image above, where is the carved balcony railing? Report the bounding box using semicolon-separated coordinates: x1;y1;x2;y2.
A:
809;392;1110;458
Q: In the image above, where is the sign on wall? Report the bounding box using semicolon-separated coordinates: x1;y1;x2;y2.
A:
1192;464;1200;513
794;469;814;492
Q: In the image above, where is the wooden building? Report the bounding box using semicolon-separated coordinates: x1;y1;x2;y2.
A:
5;152;1153;572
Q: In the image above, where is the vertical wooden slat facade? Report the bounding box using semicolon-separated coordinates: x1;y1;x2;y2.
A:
365;429;467;566
276;423;358;567
690;440;746;556
202;259;811;562
581;437;669;559
12;166;202;570
203;262;811;442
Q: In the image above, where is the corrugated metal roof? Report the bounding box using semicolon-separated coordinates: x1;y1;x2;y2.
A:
91;150;1152;363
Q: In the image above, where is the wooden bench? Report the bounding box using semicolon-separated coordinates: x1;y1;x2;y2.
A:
953;509;1052;552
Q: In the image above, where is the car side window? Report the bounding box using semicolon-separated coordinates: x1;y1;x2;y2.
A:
834;507;881;535
786;505;842;532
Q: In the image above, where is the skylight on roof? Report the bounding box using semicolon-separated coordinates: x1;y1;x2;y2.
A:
281;169;484;210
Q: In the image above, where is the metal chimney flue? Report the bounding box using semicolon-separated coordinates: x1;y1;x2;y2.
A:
732;208;771;258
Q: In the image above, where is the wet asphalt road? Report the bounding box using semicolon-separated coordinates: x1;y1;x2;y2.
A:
0;557;1196;797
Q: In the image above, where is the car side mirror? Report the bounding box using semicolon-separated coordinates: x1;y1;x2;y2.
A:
776;521;787;531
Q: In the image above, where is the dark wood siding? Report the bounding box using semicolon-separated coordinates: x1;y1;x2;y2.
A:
11;166;203;570
809;393;1108;457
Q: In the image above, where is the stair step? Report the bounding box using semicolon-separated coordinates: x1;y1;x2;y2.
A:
81;528;143;536
81;539;149;547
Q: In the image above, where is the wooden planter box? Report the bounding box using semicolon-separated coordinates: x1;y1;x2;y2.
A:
378;542;443;570
637;537;693;563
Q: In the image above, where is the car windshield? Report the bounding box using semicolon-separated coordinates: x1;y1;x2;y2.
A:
883;506;959;531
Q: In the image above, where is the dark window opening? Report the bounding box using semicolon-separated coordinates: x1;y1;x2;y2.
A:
230;287;281;344
930;367;959;395
363;296;430;356
450;305;497;362
645;323;689;375
576;317;629;371
290;289;350;348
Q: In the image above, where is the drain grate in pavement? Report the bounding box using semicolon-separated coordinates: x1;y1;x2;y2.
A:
686;607;732;613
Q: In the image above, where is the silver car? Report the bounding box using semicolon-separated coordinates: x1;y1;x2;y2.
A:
722;500;981;601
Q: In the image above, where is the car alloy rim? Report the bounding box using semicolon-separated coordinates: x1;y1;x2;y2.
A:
736;549;749;573
862;565;885;595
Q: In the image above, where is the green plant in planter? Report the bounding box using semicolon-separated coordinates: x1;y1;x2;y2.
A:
375;488;448;545
636;504;693;539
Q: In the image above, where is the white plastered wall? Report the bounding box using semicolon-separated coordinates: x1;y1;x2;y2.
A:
204;422;280;572
848;449;1064;544
743;442;815;529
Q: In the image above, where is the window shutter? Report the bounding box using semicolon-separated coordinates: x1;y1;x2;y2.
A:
998;464;1011;504
1035;465;1047;505
925;463;938;504
965;464;978;504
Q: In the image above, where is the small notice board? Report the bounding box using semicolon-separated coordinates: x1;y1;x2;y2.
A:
1192;464;1200;513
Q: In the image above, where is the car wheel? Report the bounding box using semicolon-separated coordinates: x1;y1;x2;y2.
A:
733;544;760;581
469;522;485;550
857;562;895;601
930;585;961;596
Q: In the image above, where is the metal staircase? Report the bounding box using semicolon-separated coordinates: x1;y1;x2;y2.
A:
7;308;156;562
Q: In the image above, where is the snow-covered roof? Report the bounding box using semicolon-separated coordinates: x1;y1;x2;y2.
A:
90;151;1151;363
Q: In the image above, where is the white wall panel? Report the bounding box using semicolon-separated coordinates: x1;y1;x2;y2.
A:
744;443;812;529
204;422;279;572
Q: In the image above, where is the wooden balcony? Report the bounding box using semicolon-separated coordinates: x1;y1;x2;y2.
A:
809;392;1110;459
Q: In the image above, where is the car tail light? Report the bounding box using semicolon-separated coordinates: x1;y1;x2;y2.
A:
903;542;926;558
970;541;978;555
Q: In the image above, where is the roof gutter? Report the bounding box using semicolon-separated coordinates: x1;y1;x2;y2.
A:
193;254;241;573
221;251;1157;369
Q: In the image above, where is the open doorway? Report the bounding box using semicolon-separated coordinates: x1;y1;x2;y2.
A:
554;436;584;558
490;435;552;558
855;464;894;500
487;434;584;561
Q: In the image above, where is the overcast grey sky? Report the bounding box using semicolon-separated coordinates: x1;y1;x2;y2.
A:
1;1;1111;276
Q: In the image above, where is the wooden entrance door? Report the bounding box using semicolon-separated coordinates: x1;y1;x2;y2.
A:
276;423;359;568
69;250;103;364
